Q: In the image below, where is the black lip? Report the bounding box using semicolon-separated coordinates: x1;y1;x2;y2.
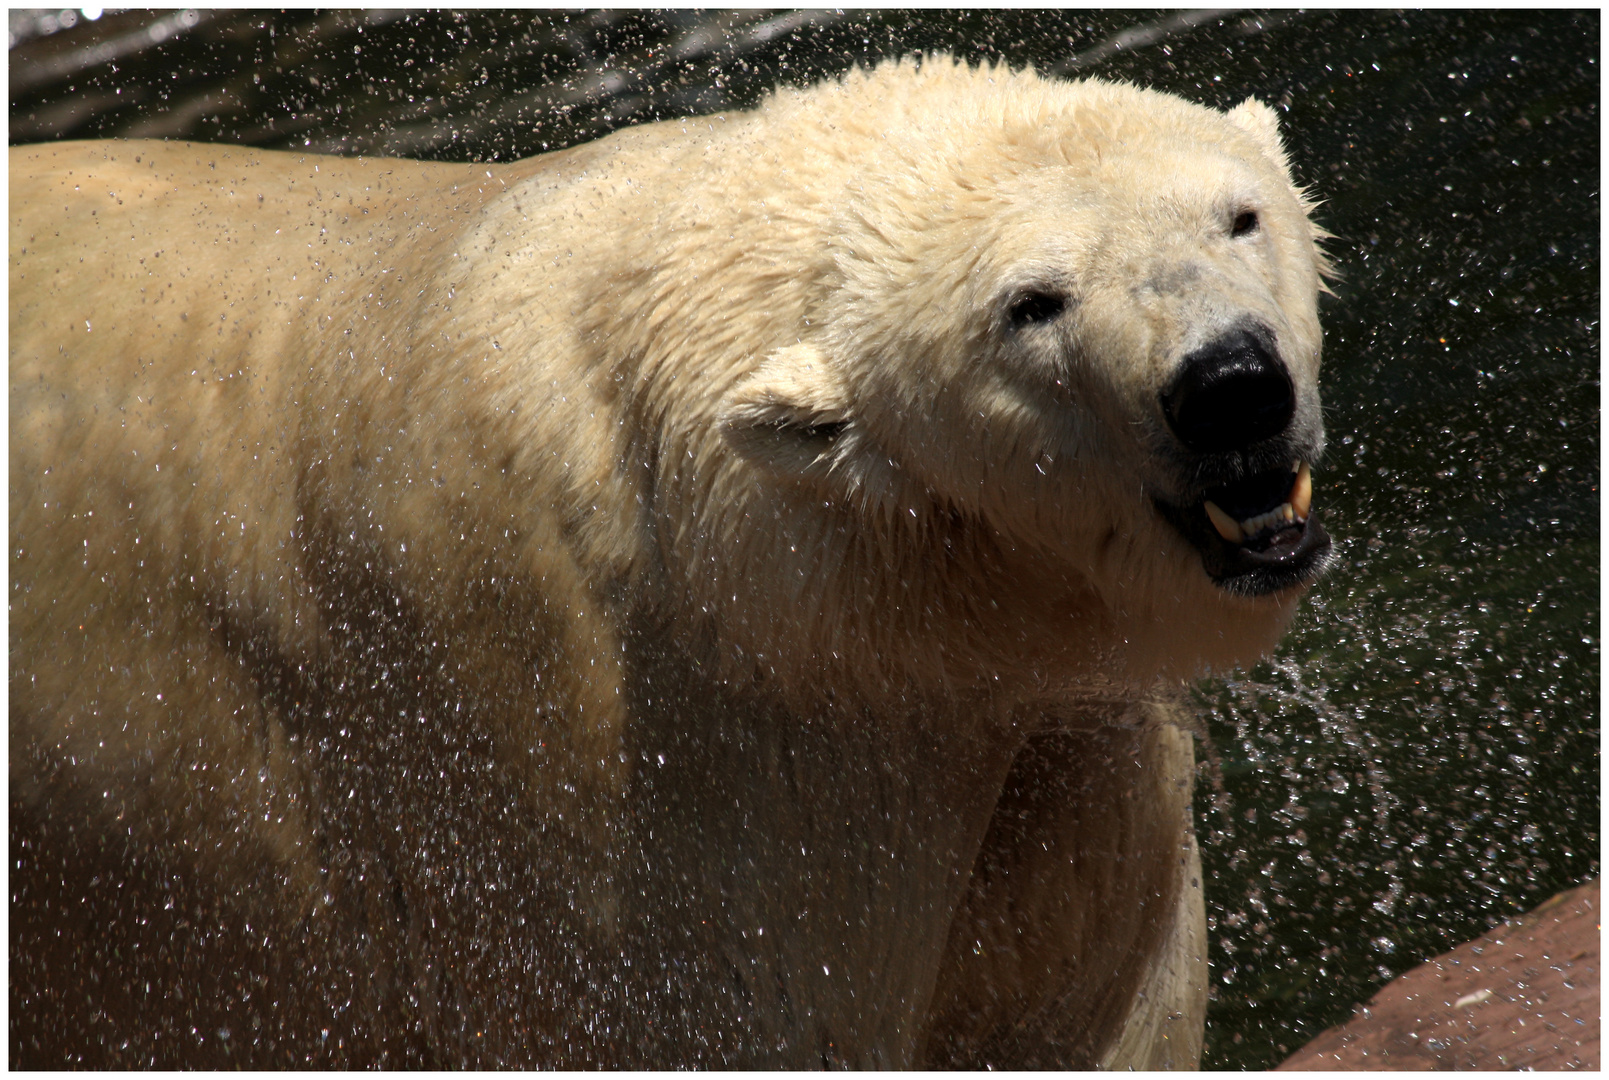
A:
1153;487;1333;598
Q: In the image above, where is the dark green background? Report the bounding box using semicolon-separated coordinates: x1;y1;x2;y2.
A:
11;9;1598;1068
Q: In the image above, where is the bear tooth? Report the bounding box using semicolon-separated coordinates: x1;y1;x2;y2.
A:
1236;503;1296;537
1289;462;1312;519
1204;500;1244;542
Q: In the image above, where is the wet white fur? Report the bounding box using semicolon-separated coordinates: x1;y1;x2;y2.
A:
10;57;1328;1067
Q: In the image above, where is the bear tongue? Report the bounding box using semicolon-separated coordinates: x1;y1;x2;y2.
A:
1241;517;1308;556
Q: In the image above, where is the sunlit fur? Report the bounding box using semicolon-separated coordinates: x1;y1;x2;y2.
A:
10;56;1328;1067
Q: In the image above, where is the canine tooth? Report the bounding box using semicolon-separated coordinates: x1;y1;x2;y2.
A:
1289;462;1313;519
1204;500;1244;542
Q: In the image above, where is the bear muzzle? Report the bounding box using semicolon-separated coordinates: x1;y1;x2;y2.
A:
1152;326;1331;596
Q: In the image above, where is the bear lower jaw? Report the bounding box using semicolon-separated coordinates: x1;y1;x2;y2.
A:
1152;477;1334;598
1212;515;1333;597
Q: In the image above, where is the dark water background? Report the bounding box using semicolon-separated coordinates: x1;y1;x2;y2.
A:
10;9;1598;1068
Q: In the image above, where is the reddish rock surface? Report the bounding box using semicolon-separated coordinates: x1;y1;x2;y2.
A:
1278;879;1599;1070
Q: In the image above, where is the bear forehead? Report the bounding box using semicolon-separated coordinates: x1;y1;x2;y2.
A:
906;119;1279;209
828;146;1284;300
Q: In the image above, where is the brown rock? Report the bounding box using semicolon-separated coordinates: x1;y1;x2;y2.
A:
1278;879;1599;1070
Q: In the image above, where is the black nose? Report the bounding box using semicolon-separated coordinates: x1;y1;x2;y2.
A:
1161;329;1294;453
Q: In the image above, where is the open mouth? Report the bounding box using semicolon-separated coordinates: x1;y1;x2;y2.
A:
1153;462;1332;596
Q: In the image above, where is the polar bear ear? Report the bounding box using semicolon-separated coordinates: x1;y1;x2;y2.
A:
719;342;855;479
1226;97;1294;181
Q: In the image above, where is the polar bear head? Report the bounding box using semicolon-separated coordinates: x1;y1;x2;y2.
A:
716;61;1333;682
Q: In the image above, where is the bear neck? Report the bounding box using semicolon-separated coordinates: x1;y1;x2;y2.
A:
663;455;1129;708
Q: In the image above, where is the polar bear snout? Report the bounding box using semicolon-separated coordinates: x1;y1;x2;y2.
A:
1150;325;1330;597
1160;325;1294;454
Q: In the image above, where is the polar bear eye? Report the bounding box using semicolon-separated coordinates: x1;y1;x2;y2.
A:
1006;289;1067;329
1231;210;1260;237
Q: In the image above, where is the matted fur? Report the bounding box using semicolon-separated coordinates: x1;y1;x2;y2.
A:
10;57;1328;1067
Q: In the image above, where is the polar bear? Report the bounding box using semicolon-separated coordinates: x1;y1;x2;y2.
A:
10;57;1331;1067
